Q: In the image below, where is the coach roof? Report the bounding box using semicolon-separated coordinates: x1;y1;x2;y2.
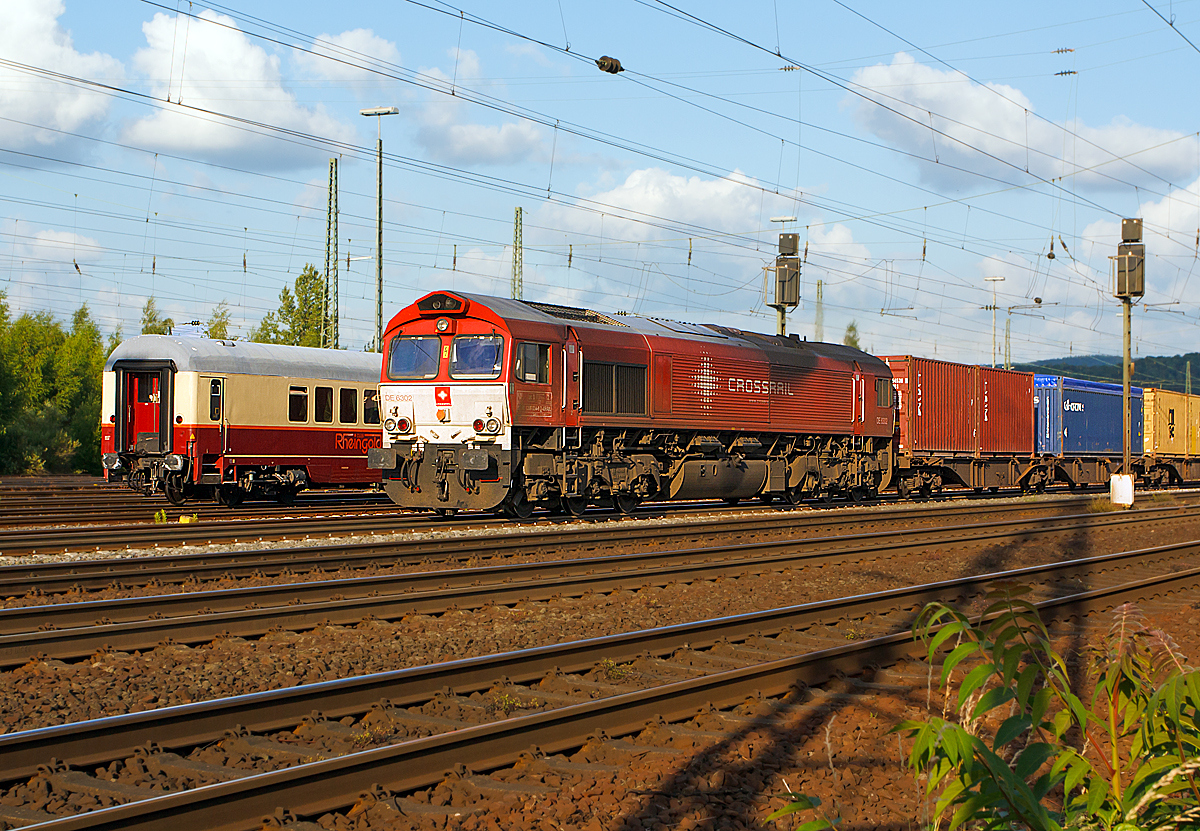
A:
105;335;381;382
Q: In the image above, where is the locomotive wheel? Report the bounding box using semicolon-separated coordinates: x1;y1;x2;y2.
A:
164;477;187;506
560;495;587;517
434;507;458;518
613;493;640;515
507;491;535;519
216;485;243;508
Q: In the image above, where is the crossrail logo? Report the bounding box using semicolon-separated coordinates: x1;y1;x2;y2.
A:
690;356;718;411
435;387;452;406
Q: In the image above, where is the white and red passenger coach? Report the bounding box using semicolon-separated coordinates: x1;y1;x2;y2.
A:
368;291;895;517
101;336;382;505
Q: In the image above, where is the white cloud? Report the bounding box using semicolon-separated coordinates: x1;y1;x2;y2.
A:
415;49;545;166
505;42;559;70
543;167;788;239
0;0;122;153
293;29;400;83
849;53;1198;190
124;10;356;168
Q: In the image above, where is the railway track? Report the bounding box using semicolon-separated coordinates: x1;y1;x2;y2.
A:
0;491;395;529
3;486;1193;557
1;536;1197;830
0;501;1193;666
0;491;1160;594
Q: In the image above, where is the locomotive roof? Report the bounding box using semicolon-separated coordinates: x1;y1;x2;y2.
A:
105;335;382;382
453;292;888;373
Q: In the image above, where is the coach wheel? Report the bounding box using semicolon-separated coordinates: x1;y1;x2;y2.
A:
276;488;296;506
216;485;243;508
560;495;588;518
164;476;187;506
613;493;640;515
434;507;458;518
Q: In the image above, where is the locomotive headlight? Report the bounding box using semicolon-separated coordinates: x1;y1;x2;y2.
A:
485;417;501;434
396;417;411;433
435;317;450;332
102;453;121;470
164;454;187;472
384;417;398;432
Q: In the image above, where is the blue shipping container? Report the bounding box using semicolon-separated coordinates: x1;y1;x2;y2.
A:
1034;375;1143;456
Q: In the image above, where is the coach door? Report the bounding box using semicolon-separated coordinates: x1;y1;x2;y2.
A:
562;327;582;446
116;362;173;454
203;377;228;452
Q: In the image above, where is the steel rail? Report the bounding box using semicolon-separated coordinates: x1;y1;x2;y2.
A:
5;486;1183;555
0;505;1190;666
0;493;1172;595
12;549;1200;831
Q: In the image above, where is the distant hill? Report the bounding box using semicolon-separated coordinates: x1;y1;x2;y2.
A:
1011;352;1200;392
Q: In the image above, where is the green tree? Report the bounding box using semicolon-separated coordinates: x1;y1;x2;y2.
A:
843;321;861;350
0;291;13;463
250;264;328;347
141;297;173;335
205;300;232;340
55;306;104;473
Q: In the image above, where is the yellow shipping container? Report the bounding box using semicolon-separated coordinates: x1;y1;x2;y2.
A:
1144;388;1189;456
1190;392;1200;456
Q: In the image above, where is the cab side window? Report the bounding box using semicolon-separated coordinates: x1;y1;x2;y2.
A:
515;342;550;384
876;378;892;408
209;379;223;421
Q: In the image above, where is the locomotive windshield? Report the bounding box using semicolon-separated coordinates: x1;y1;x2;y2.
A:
387;337;440;379
450;335;504;379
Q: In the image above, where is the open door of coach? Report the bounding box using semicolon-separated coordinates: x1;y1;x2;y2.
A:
114;361;174;455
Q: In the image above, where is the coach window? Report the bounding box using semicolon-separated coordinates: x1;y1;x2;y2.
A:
515;342;550;383
450;334;503;379
315;386;334;423
208;379;223;421
288;386;308;423
339;388;357;424
387;337;440;379
363;390;381;425
876;378;892;408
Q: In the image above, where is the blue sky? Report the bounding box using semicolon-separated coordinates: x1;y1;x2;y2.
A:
3;0;1199;364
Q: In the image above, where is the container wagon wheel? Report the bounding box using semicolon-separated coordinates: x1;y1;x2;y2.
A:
613;493;640;515
560;495;587;517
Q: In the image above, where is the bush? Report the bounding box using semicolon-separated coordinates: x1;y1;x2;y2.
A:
895;584;1199;830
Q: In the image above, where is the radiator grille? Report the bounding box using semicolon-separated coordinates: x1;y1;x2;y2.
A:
583;362;646;415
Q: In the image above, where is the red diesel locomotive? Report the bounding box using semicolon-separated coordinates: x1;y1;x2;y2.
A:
368;292;895;516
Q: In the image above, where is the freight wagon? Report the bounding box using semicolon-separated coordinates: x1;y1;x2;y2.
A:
101;336;383;505
1033;375;1143;487
1141;387;1200;485
879;356;1038;494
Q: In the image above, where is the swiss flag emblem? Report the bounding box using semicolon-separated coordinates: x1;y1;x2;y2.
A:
434;386;452;406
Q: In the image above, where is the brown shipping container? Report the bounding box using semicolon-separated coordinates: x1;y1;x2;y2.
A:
1144;388;1189;457
881;356;1033;456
